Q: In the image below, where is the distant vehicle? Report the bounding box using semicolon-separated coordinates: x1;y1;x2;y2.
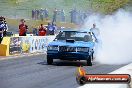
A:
47;30;95;66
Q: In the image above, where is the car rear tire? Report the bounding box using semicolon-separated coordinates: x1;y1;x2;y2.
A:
47;57;53;65
86;56;92;66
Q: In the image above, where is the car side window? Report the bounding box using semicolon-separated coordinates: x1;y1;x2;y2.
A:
84;35;93;42
56;32;66;40
61;32;65;37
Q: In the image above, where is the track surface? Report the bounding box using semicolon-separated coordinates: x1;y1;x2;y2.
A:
0;54;126;88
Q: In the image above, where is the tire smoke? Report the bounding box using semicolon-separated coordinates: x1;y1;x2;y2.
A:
83;10;132;64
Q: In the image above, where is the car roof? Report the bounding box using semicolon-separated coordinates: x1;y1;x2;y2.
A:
60;29;88;33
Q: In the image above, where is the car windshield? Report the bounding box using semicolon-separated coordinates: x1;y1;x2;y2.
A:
55;31;93;42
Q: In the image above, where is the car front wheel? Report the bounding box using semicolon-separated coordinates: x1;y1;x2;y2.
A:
47;57;53;65
86;56;92;66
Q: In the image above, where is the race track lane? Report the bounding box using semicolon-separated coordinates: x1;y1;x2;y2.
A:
0;54;127;88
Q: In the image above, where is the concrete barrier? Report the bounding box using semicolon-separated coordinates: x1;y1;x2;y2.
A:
78;63;132;88
0;44;8;56
0;37;11;56
0;35;55;56
27;36;55;53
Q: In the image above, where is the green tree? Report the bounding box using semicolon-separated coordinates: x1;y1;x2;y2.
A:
92;0;129;14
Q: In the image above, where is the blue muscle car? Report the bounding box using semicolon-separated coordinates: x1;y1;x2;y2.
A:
47;30;95;66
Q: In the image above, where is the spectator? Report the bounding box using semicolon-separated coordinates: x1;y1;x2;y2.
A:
34;9;37;20
52;23;58;35
60;9;65;22
40;8;44;21
0;16;4;43
47;23;55;35
90;24;100;42
44;8;49;20
69;9;74;23
32;9;35;20
69;8;78;24
19;19;28;36
90;24;102;60
0;17;8;37
3;17;8;37
32;27;38;36
78;10;85;24
38;24;47;36
36;9;40;20
52;8;58;23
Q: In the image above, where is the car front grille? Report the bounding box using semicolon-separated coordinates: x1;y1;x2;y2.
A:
59;46;76;52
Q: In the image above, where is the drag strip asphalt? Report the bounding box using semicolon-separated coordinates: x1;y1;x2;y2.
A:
0;54;127;88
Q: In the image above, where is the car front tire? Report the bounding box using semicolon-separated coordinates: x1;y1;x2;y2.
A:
47;56;53;65
86;56;92;66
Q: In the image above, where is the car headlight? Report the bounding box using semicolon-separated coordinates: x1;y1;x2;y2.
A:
47;46;58;51
77;47;89;52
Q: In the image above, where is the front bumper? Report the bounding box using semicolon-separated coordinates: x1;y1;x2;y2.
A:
47;51;89;60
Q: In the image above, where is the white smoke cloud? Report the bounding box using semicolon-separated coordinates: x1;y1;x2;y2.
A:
83;10;132;64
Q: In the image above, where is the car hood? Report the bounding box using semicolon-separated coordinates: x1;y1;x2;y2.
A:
48;40;95;48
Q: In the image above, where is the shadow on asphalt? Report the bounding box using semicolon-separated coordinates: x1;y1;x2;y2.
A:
37;60;96;67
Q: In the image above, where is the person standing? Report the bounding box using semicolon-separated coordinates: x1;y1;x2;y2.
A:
79;11;85;24
3;17;8;37
34;9;37;20
90;24;101;60
36;9;40;20
0;17;4;43
52;23;58;35
90;24;100;42
32;9;35;20
38;24;47;36
44;8;49;20
60;9;65;22
19;19;28;36
47;23;54;35
32;27;38;36
77;10;82;24
52;8;58;23
40;8;44;21
69;9;74;23
69;8;78;24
